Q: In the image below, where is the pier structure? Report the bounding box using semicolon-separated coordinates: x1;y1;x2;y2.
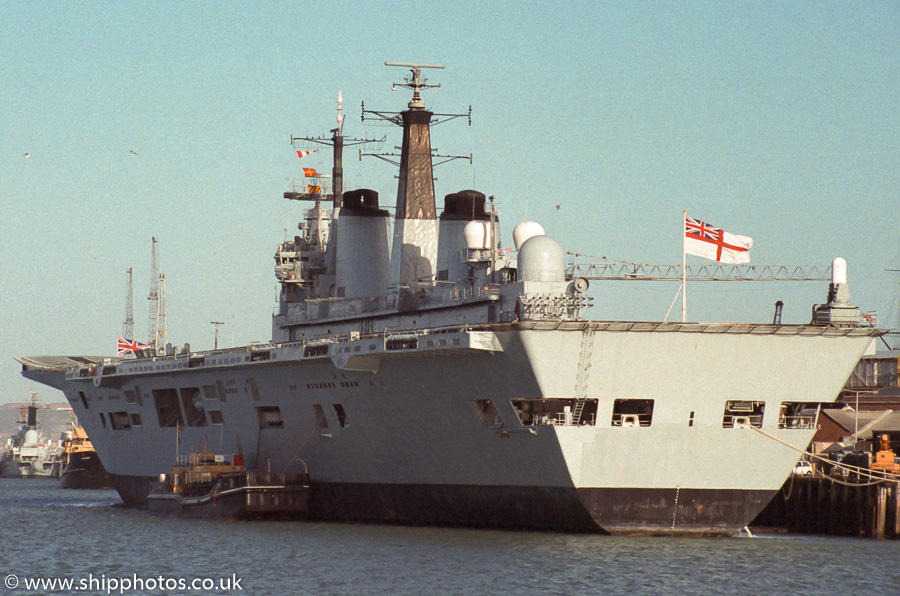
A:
756;476;900;539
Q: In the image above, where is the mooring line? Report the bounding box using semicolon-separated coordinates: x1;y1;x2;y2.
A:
744;423;899;485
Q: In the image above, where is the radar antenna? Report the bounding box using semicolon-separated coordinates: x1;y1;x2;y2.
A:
384;61;444;109
362;62;472;168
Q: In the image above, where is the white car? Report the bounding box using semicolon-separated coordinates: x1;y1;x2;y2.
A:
793;461;814;476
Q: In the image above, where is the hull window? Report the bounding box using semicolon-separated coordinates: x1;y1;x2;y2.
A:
130;413;143;427
313;404;328;428
511;398;598;426
333;404;348;428
305;345;329;358
470;399;503;427
248;378;261;401
723;401;765;428
109;411;132;431
778;402;818;429
250;350;271;362
611;399;654;427
208;410;224;425
152;388;185;428
179;387;208;427
257;406;284;428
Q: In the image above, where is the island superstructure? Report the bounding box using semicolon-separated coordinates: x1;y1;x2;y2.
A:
19;63;883;535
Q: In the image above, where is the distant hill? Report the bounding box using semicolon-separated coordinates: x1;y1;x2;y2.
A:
0;402;75;444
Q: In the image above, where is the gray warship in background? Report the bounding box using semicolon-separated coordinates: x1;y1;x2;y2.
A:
19;63;883;535
1;394;67;478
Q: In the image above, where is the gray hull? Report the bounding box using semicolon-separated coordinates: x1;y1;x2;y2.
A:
111;476;769;535
21;321;876;535
1;451;62;478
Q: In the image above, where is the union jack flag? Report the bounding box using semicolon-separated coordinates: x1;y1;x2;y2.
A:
684;215;753;264
117;335;149;355
685;216;722;241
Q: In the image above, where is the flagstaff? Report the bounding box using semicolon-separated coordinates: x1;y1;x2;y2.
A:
682;210;687;323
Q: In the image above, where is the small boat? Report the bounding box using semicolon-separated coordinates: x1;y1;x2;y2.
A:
148;450;310;519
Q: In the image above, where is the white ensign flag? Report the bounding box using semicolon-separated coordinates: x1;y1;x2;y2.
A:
684;215;753;264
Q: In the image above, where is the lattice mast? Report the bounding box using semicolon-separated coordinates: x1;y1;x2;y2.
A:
157;273;167;351
122;267;134;340
148;237;159;353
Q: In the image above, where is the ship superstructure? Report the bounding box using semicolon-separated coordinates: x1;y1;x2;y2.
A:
18;63;884;535
1;394;66;478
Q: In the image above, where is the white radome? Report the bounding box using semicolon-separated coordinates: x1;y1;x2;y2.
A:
512;221;545;250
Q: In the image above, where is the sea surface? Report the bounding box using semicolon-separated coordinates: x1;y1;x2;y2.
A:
1;479;898;596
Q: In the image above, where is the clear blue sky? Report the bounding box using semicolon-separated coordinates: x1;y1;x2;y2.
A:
2;1;898;404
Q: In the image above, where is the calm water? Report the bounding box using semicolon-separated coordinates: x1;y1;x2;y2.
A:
1;479;898;596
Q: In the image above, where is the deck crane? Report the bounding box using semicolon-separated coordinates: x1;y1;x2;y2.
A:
565;260;831;282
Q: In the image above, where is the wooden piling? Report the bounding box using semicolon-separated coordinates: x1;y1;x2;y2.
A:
895;484;900;537
752;476;900;539
875;485;887;539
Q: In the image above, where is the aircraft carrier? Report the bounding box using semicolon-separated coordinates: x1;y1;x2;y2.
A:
19;63;882;535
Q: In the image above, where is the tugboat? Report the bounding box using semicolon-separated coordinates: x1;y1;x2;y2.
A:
59;423;111;489
148;448;310;519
